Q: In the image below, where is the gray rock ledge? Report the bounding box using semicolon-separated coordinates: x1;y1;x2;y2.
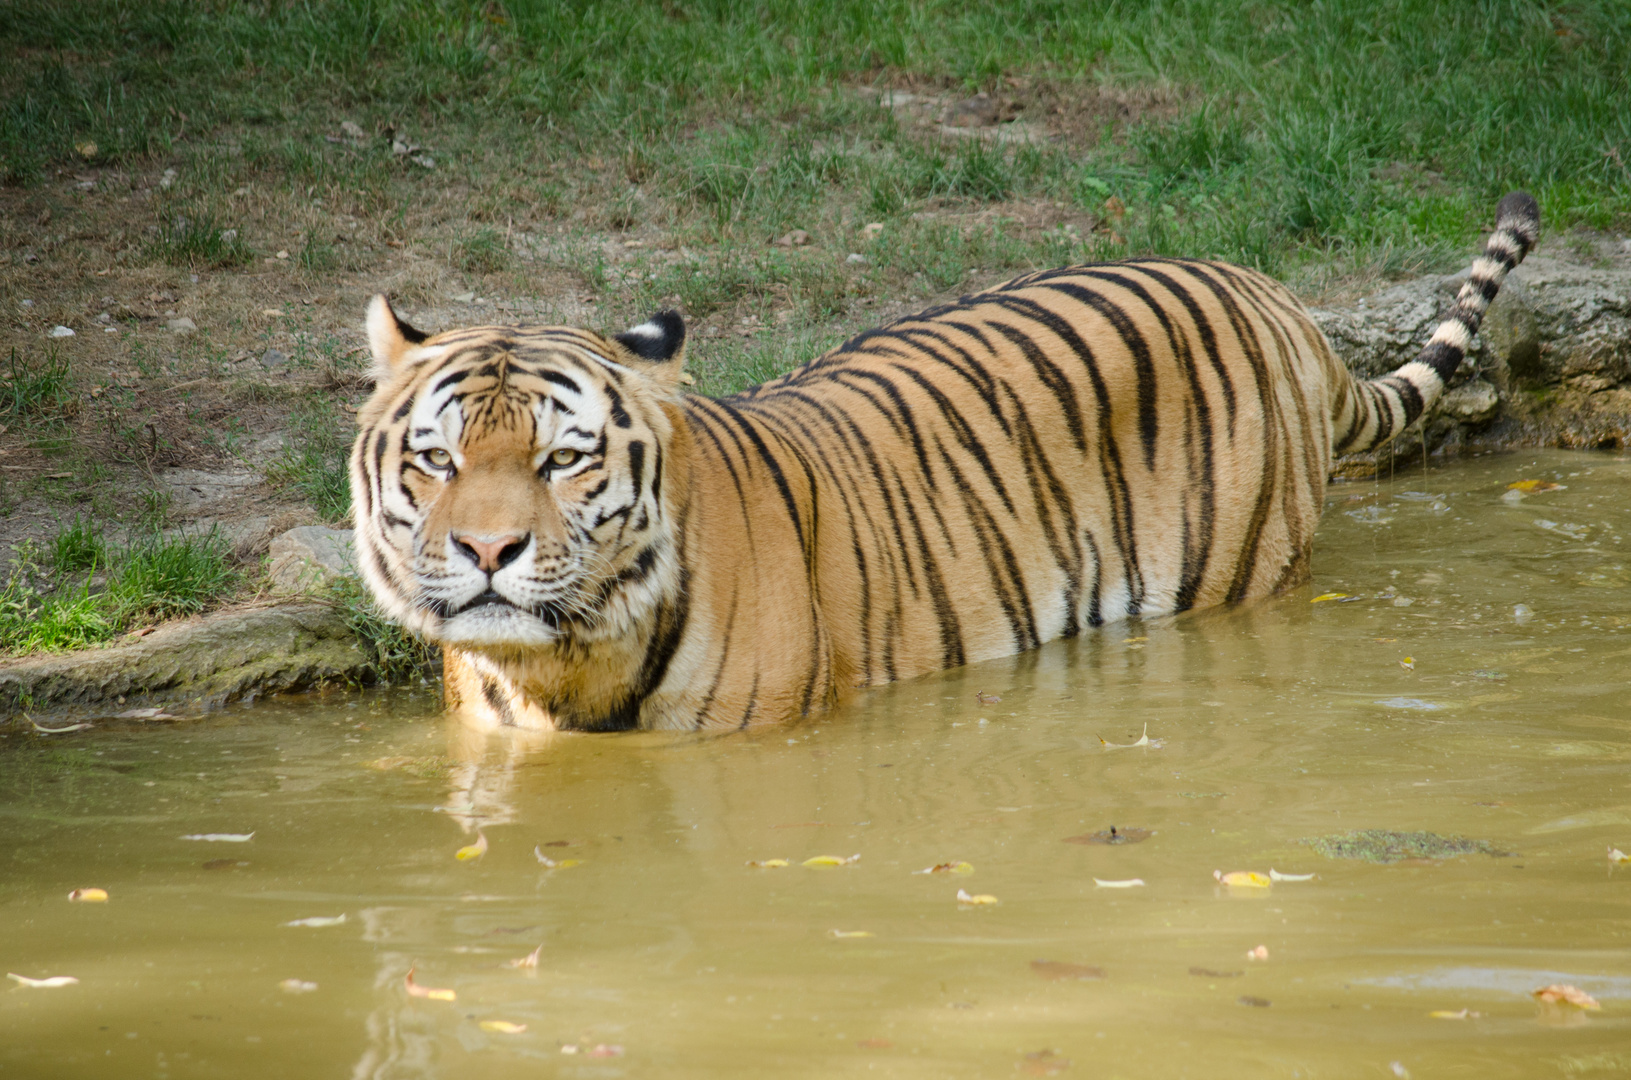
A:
0;604;372;724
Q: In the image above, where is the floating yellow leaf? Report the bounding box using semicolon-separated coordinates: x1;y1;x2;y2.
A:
1098;723;1163;749
1508;479;1563;493
480;1020;527;1034
1214;870;1271;888
404;966;455;1001
279;979;318;994
1268;869;1315;882
746;858;790;868
913;861;974;875
506;945;542;969
67;888;108;902
1246;945;1270;961
1093;878;1145;888
956;888;998;905
828;929;874;939
456;833;488;862
7;973;78;988
803;853;860;867
1533;984;1600;1009
1429;1008;1481;1019
1311;592;1351;603
1122;636;1147;644
1609;846;1630;865
1400;657;1415;670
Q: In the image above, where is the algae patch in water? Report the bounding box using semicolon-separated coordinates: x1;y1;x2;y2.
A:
1304;830;1512;863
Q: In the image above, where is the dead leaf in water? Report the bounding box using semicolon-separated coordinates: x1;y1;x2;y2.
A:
1400;656;1415;670
1092;877;1145;888
113;707;177;720
587;1044;624;1058
1019;1049;1070;1076
1097;724;1163;749
7;973;78;988
456;833;488;862
480;1020;527;1034
746;858;790;868
1189;967;1243;978
828;929;874;939
1533;984;1600;1009
1247;945;1270;961
913;861;974;875
956;888;998;905
506;945;542;969
533;846;579;868
404;966;455;1001
1214;870;1271;888
283;914;347;928
1609;846;1630;865
1063;826;1150;845
1030;960;1105;981
975;692;1001;705
180;832;254;842
279;979;318;994
67;888;108;902
1508;480;1563;493
1268;869;1315;882
803;853;860;867
1311;592;1352;603
27;717;91;734
1429;1008;1481;1019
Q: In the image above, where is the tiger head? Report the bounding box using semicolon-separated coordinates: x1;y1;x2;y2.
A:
350;295;689;650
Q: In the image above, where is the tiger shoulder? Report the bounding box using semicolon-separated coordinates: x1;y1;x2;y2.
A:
349;192;1540;731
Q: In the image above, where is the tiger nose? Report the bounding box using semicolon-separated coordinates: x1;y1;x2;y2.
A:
452;532;529;573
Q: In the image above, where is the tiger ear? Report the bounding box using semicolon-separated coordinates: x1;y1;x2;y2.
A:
612;310;690;391
366;294;429;381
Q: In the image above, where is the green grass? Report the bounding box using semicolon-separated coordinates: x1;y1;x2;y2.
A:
0;523;237;655
266;396;353;525
2;348;73;419
327;575;440;684
150;210;250;269
4;1;1626;242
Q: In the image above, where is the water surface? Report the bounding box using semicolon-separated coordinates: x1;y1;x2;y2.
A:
5;450;1631;1078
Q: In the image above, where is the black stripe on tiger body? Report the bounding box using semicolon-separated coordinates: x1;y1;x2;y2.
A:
350;193;1539;730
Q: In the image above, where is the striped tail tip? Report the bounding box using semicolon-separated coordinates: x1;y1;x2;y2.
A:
1334;193;1541;456
1415;190;1541;384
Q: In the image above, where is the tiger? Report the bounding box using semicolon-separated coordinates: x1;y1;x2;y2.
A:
349;192;1540;731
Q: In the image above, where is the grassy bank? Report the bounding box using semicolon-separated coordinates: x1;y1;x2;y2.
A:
5;0;1628;275
0;0;1627;663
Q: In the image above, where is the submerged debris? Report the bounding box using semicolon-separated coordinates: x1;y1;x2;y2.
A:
1304;830;1511;863
1063;826;1151;846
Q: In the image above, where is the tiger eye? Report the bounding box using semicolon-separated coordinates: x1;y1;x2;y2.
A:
425;448;452;468
550;447;580;467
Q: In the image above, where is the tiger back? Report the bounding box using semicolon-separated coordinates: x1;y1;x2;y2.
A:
351;194;1539;731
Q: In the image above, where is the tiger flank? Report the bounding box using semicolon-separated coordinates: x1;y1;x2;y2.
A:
350;193;1540;731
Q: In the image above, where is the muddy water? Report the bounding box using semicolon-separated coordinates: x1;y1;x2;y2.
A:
5;449;1631;1079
